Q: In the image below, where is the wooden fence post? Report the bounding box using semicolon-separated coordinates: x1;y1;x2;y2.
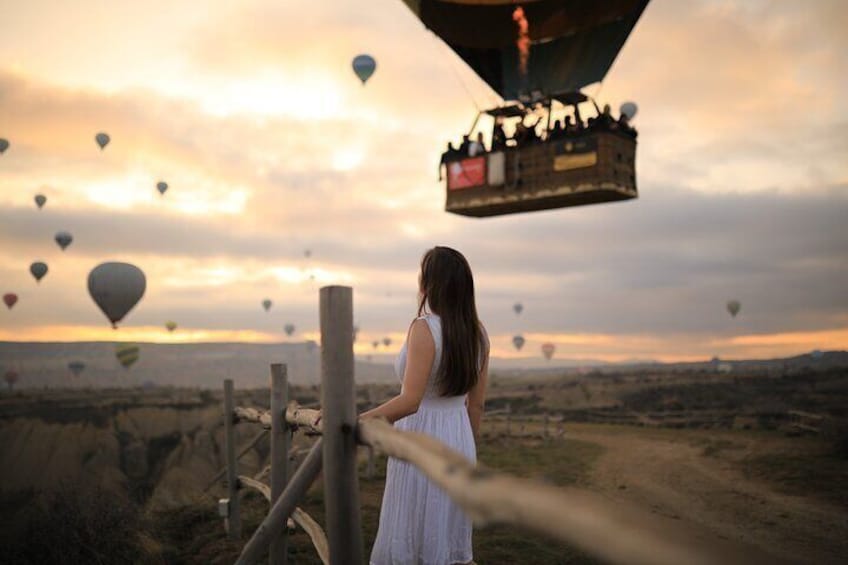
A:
506;402;512;437
224;379;242;539
544;412;549;439
320;286;364;564
270;364;289;565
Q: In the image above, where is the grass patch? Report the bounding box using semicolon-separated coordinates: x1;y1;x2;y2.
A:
742;449;848;510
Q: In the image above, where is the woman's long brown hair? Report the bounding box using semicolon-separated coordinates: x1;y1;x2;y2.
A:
417;246;486;396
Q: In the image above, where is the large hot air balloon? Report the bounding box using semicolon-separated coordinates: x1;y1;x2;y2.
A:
55;231;73;251
3;293;17;309
284;323;295;337
165;321;177;332
404;1;650;217
68;361;86;377
0;138;8;154
115;343;140;369
262;299;272;312
512;334;525;351
34;194;46;209
95;132;110;150
30;262;48;283
87;262;146;328
156;181;168;195
541;342;555;360
352;54;377;84
513;302;523;315
4;370;18;390
382;337;392;347
726;300;741;318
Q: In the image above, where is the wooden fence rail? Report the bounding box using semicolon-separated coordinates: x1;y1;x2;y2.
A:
216;285;746;565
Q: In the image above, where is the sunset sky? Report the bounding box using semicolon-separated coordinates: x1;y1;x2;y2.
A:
1;0;846;363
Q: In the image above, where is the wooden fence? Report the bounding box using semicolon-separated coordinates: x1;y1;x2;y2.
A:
211;285;742;565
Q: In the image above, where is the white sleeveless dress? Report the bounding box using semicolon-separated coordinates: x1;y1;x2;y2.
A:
369;314;477;565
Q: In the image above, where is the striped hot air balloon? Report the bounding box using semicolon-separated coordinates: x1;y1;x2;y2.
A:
115;343;140;369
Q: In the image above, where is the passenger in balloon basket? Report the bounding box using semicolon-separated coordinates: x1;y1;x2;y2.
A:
439;142;459;180
468;132;486;157
492;118;507;151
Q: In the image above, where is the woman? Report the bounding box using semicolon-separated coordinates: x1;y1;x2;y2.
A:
364;246;489;565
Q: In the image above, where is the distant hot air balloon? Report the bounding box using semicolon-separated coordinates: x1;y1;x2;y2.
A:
4;370;18;390
115;343;140;369
620;102;639;121
262;299;272;312
372;340;379;350
284;323;295;337
382;337;392;347
513;302;523;315
0;138;9;154
3;293;17;309
54;231;73;251
34;194;46;209
512;334;525;351
95;132;110;150
156;181;168;195
541;343;555;360
165;321;177;332
30;262;48;283
304;249;312;259
353;324;359;342
726;300;741;318
306;340;317;353
68;361;86;377
87;262;146;328
352;54;377;85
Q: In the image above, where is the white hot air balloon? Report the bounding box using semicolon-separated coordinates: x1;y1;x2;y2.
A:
619;101;638;121
87;262;146;328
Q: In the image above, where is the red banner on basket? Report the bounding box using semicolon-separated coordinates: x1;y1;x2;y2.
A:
447;157;486;190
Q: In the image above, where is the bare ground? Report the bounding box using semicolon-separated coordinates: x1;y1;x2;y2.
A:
566;424;848;565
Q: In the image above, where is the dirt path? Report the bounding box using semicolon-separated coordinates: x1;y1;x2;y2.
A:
567;425;848;565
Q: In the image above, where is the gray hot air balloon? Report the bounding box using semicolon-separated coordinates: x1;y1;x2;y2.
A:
352;54;377;85
262;299;272;312
55;231;73;251
68;361;86;377
30;261;48;282
726;300;741;318
513;302;523;315
34;194;46;209
382;337;392;347
87;262;146;328
95;132;110;150
0;138;9;154
512;334;525;351
284;323;295;337
620;101;639;120
156;181;168;195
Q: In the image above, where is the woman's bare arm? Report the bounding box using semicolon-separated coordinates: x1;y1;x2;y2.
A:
360;319;434;424
466;330;489;441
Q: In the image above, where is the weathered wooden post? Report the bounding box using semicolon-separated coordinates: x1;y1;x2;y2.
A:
320;286;364;564
269;364;289;565
544;412;549;439
506;402;512;437
366;387;376;480
223;378;242;539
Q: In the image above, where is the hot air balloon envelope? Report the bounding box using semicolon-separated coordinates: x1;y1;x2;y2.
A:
34;194;46;209
620;101;638;120
726;300;741;318
352;54;377;84
156;181;168;195
262;299;272;311
115;343;140;369
541;343;555;360
0;138;9;154
513;302;523;315
30;262;48;282
3;293;17;309
88;262;146;328
284;323;295;337
165;321;177;332
512;334;525;351
55;231;73;251
68;361;86;376
95;132;110;149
